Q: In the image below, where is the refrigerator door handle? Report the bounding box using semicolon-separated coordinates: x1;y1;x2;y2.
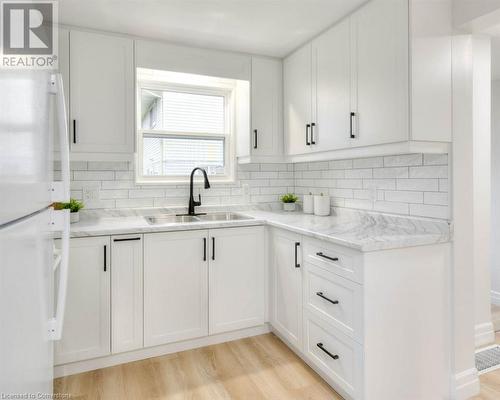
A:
50;73;70;203
48;209;70;341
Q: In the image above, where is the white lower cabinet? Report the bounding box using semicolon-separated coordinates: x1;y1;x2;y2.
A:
209;226;266;334
111;234;143;353
55;237;111;365
143;230;209;347
270;231;451;400
270;228;303;351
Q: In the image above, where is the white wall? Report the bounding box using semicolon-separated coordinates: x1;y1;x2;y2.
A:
453;0;500;29
473;37;494;348
491;80;500;304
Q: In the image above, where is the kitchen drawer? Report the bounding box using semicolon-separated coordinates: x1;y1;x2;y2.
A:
303;237;363;283
304;262;363;342
304;313;363;399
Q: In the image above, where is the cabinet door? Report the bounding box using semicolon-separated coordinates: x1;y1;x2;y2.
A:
271;229;303;350
55;237;110;365
284;43;312;155
351;0;409;147
144;231;208;347
111;235;143;354
70;31;134;153
251;57;283;156
209;226;266;334
312;19;351;152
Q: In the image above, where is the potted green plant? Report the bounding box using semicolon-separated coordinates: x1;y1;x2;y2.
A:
54;198;84;223
281;193;298;212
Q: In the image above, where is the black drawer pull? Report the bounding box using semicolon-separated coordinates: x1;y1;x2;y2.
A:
103;245;107;272
311;122;316;144
254;129;258;149
306;124;311;146
113;237;141;242
316;292;339;305
316;252;339;262
212;237;215;261
295;242;301;268
317;343;339;360
203;237;207;261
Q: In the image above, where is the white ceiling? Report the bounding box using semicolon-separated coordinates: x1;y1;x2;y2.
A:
59;0;367;57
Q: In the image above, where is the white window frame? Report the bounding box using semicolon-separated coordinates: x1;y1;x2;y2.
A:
136;79;236;185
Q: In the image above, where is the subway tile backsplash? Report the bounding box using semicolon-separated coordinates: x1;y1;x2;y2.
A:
56;153;449;220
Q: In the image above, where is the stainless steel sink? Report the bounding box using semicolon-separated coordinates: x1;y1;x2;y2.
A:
197;212;252;222
145;212;252;225
145;215;201;225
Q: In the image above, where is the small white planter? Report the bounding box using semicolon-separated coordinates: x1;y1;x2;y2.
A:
70;212;80;224
283;203;296;212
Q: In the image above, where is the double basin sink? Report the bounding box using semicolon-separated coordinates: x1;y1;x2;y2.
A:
145;212;252;225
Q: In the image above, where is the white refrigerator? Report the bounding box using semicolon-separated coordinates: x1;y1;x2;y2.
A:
0;70;70;396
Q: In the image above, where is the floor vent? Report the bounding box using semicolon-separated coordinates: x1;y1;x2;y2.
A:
475;345;500;375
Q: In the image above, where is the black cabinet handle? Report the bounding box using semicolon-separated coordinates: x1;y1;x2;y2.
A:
203;238;207;261
316;252;339;262
212;237;215;261
316;292;339;305
306;124;311;146
295;242;301;268
72;119;77;143
103;245;107;272
317;343;339;360
113;237;141;242
253;129;258;149
350;112;356;139
311;122;316;145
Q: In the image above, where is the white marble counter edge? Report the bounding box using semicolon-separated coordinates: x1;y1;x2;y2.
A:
68;214;450;252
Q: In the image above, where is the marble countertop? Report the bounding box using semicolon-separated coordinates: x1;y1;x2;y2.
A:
68;206;451;252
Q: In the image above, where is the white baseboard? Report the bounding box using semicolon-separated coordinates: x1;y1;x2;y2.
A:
475;322;496;348
452;368;480;400
54;324;270;378
491;290;500;306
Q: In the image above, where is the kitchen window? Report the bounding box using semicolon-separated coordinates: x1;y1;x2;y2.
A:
136;68;238;184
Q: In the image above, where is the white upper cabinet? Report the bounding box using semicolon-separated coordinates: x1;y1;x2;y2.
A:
312;18;352;152
283;0;452;159
350;0;409;147
208;226;266;335
284;43;312;156
250;57;283;157
69;31;134;154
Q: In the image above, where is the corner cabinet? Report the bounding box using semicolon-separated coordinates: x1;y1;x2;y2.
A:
69;30;134;155
284;0;452;161
270;229;303;351
54;237;111;365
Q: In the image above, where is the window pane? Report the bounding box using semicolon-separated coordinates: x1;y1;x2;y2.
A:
141;89;225;134
143;135;225;176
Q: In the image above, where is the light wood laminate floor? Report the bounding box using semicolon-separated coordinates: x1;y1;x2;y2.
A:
54;333;342;400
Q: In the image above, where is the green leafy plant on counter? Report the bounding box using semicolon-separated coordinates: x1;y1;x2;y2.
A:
53;198;84;213
280;193;298;204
